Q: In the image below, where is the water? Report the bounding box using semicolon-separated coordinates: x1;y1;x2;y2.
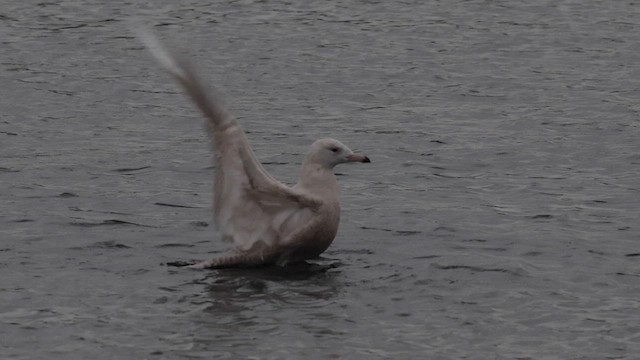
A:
2;1;639;359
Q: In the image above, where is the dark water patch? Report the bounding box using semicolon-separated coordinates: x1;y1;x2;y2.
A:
154;202;201;208
16;77;50;84
624;253;640;257
461;91;506;99
359;226;423;238
374;129;425;135
327;248;374;255
393;230;421;236
190;221;209;227
482;247;508;252
0;14;17;21
0;167;19;172
52;23;88;31
47;89;75;96
531;214;553;219
396;147;435;157
129;89;179;94
112;166;151;173
68;207;131;216
528;175;568;180
413;279;433;286
588;249;607;256
196;262;343;306
214;261;341;280
153;296;168;304
432;264;524;277
615;272;640;277
359;225;393;232
165;260;198;267
58;192;78;198
69;219;154;227
359;105;386;111
155;243;195;248
81;240;132;249
158;286;181;292
13;219;34;223
433;172;481;179
412;255;439;260
462;238;488;243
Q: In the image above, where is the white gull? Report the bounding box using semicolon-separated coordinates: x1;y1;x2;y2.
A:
138;29;370;269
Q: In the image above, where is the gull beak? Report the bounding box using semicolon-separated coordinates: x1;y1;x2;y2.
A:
346;154;371;163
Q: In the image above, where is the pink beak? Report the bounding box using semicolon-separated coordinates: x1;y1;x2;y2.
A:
346;154;371;163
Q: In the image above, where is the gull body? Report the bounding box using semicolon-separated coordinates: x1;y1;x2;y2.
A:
138;30;370;268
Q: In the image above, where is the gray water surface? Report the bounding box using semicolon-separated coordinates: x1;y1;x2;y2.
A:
2;1;640;359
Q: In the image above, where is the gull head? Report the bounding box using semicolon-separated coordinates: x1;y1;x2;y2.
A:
307;138;371;169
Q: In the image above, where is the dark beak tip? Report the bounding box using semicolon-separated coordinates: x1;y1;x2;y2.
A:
363;156;371;163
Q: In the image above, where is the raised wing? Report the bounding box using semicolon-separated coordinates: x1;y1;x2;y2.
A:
138;28;321;250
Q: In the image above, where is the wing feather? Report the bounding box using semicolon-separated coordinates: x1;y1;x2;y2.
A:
138;28;321;250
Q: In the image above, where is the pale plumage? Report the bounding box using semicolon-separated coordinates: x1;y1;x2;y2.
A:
138;29;370;268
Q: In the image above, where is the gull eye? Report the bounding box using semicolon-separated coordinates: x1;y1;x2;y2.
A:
330;147;339;153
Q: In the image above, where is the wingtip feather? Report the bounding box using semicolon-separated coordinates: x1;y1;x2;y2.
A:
133;23;188;81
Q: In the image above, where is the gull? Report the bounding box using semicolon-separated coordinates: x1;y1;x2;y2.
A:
138;29;370;269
